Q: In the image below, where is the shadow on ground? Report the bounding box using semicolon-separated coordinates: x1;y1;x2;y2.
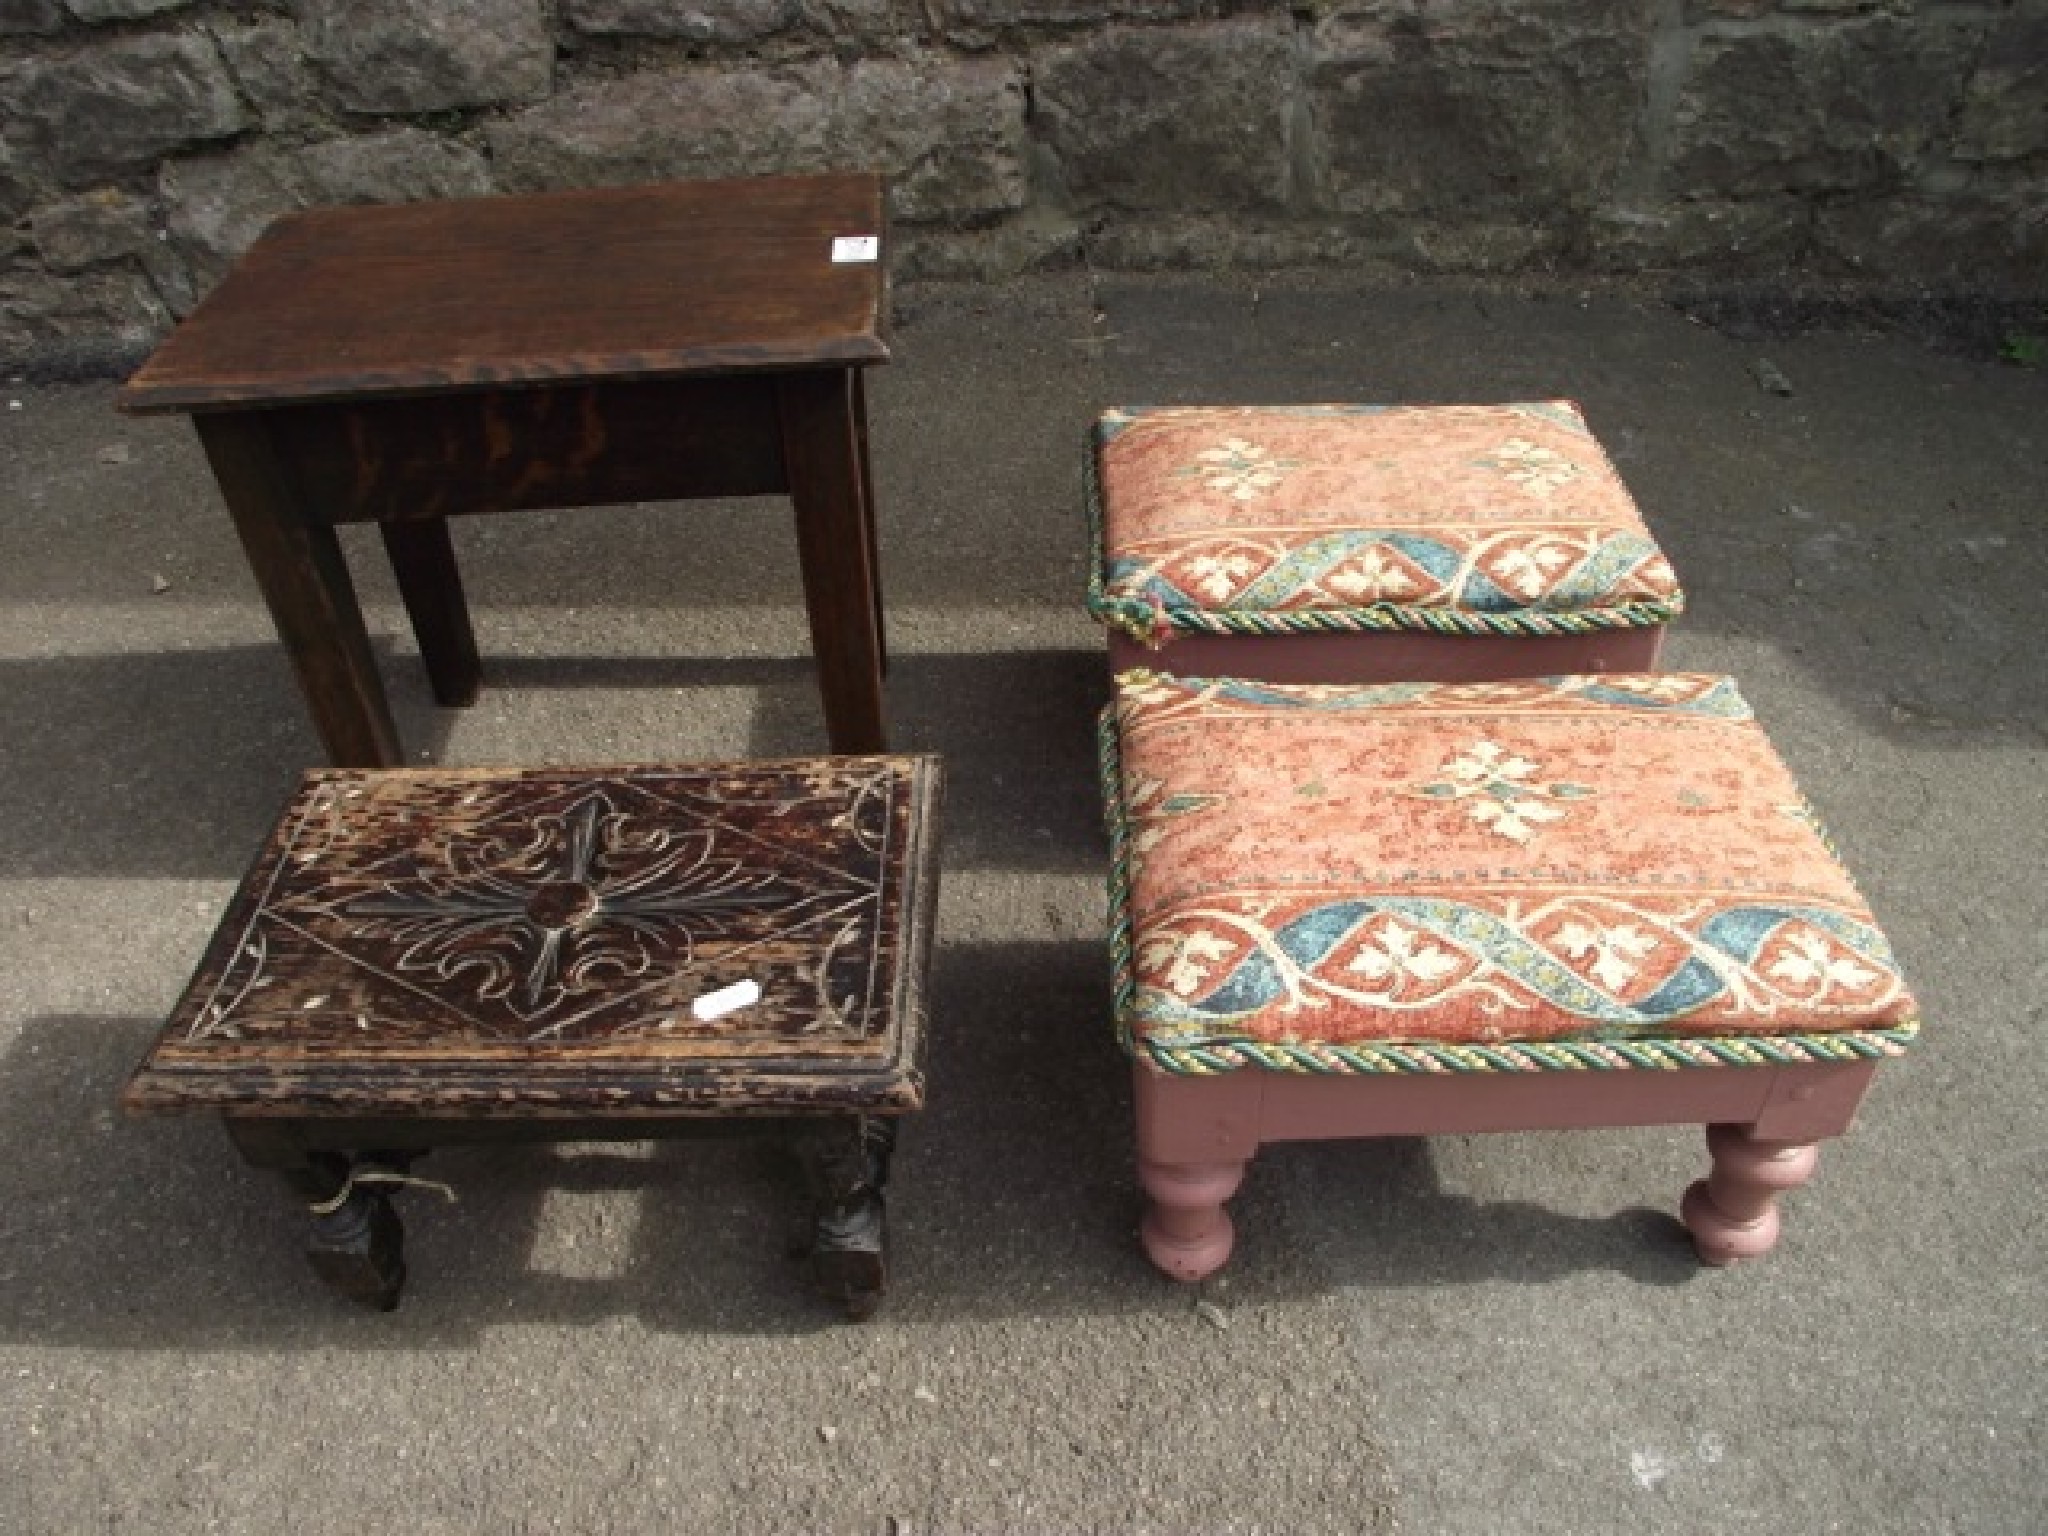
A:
2;936;1700;1351
0;646;1109;879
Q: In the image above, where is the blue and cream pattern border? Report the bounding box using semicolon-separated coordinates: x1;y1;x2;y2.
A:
1098;700;1921;1077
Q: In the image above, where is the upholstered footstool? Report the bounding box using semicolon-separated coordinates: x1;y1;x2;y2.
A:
1101;669;1918;1280
1087;402;1684;684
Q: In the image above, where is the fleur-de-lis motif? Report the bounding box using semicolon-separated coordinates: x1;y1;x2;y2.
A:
1180;437;1302;501
1139;928;1238;997
1410;739;1597;843
1187;551;1257;601
1326;547;1418;601
1587;673;1700;701
1479;437;1584;498
1494;540;1576;599
346;791;795;1031
1554;919;1659;992
1767;930;1879;996
1347;919;1461;994
1122;772;1225;876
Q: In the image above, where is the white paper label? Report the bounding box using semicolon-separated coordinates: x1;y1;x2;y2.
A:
831;235;880;264
691;978;762;1022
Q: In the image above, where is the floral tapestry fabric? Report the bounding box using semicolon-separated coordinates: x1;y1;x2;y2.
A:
1088;402;1685;642
1105;670;1918;1070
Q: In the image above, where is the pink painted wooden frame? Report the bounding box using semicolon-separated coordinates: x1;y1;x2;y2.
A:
1132;1058;1878;1281
1108;625;1665;686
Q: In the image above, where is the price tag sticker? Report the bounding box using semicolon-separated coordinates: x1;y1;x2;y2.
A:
691;978;762;1022
831;235;880;264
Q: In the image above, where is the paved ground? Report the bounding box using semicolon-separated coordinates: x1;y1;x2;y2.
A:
2;274;2043;1535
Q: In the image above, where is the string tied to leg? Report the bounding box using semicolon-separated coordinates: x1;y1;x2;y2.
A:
309;1164;459;1216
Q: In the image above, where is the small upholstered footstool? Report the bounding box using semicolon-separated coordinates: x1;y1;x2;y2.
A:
1101;670;1917;1280
1087;402;1684;684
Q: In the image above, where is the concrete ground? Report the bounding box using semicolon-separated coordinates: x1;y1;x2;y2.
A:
1;273;2043;1535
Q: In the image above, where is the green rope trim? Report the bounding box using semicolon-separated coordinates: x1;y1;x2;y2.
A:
1133;1021;1921;1078
1083;429;1685;646
1096;706;1920;1078
1099;700;1140;1060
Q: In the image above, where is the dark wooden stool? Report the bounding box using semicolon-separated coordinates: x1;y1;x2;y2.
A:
119;174;894;765
122;757;942;1319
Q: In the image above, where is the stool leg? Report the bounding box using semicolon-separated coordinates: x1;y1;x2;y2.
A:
379;517;481;708
1680;1122;1821;1266
778;370;887;754
792;1116;893;1321
851;367;887;678
1138;1158;1247;1283
225;1122;411;1311
196;413;401;768
304;1168;409;1313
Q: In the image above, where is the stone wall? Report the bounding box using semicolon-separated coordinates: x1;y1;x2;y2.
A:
2;0;2043;365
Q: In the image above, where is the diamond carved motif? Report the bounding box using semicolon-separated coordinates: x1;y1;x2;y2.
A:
186;767;904;1049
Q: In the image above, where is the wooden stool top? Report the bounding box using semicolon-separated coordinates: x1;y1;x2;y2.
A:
120;173;889;414
124;758;942;1117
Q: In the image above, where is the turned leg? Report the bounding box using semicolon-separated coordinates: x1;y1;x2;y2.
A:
792;1116;895;1321
1138;1158;1248;1283
1680;1122;1821;1266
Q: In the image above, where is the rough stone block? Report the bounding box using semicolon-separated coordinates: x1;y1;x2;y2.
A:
160;131;494;300
488;55;1028;223
1310;0;1648;219
836;58;1029;221
0;266;170;364
1400;218;1562;273
805;0;930;47
1034;19;1300;214
137;234;198;316
564;0;798;44
1953;13;2048;164
1670;17;1983;196
0;141;38;222
303;0;552;115
160;147;303;295
947;0;1212;30
1589;200;1812;275
488;70;820;193
1818;193;2047;290
0;0;63;35
1687;0;1896;18
4;34;245;189
1081;213;1398;272
893;208;1083;281
298;128;493;205
66;0;197;21
29;188;153;272
213;20;327;134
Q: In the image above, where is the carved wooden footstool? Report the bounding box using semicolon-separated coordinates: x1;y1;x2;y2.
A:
1087;402;1684;684
123;757;942;1318
1100;670;1917;1280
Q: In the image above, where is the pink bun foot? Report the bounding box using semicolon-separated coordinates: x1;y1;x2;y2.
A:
1137;1159;1245;1283
1681;1124;1821;1266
